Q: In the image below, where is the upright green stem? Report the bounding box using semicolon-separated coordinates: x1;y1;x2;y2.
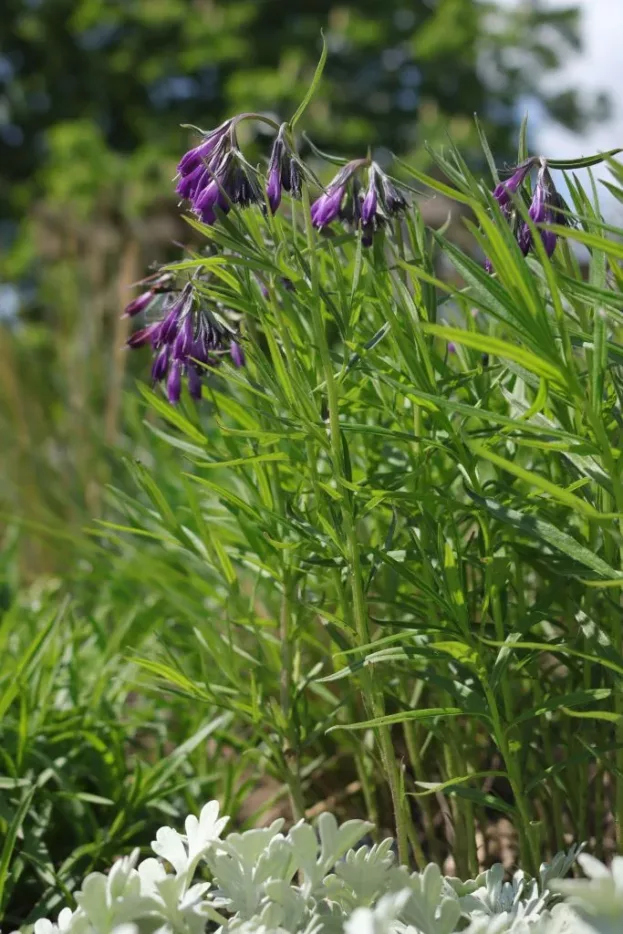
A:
278;572;305;822
300;185;412;865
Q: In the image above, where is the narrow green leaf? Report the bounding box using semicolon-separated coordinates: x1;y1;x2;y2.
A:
289;32;328;129
327;707;466;731
547;149;622;169
421;323;566;385
413;770;507;797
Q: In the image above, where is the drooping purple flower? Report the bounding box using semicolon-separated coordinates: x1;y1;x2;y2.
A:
492;157;538;208
151;346;170;382
176;164;209;201
230;340;245;367
311;160;364;229
265;123;303;214
311;157;408;246
167;362;182;404
172;309;194;360
127;277;245;403
379;174;408;216
193;175;231;225
126;324;159;348
267;136;285;214
311;185;348;228
361;173;378;226
123;291;154;318
156;284;194;345
518;164;558;258
177;120;232;177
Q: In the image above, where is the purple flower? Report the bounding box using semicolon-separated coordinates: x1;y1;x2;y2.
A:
267;137;285;214
311;160;363;229
167;363;182;404
152;346;170;382
361;175;378;226
230;340;245;367
311;158;408;245
177;121;231;177
123;291;154;318
126;324;159;348
266;124;302;214
379;174;408;216
492;157;538;208
311;185;348;228
176;164;209;201
518;164;558;258
193;176;231;225
127;278;244;403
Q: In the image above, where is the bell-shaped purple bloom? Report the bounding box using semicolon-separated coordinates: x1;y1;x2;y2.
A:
123;291;154;318
230;340;245;367
172;311;194;360
158;286;193;345
361;178;378;226
167;362;182;404
193;178;229;225
518;165;558;257
176;164;209;201
265;124;302;214
311;185;348;228
151;346;170;382
177;121;231;177
127;324;158;348
128;272;246;404
492;157;538;208
311;160;364;229
267;161;282;214
380;175;408;216
267;136;285;214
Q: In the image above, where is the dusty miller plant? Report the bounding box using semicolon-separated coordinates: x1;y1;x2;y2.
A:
11;800;620;934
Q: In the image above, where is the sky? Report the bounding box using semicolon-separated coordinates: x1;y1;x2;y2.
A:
508;0;623;216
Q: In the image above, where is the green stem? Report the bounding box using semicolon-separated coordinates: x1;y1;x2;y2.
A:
301;184;412;866
279;572;305;822
486;687;538;875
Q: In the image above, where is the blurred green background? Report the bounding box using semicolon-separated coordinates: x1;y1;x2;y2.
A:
0;0;608;576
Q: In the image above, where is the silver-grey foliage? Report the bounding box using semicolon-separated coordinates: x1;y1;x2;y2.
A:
11;800;620;934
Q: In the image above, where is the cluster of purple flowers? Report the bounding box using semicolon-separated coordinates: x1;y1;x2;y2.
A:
490;157;568;264
175;118;303;225
174;114;408;248
175;118;263;224
125;278;244;404
311;159;408;246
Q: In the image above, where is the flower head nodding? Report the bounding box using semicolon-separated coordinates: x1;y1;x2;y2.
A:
175;119;263;227
177;120;232;179
311;159;408;246
266;123;303;214
485;156;569;271
125;278;244;404
122;272;176;318
518;163;561;258
492;158;538;208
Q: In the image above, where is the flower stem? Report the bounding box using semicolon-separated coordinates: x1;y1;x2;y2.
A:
300;183;412;865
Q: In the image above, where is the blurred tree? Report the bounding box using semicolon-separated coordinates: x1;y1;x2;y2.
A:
0;0;603;233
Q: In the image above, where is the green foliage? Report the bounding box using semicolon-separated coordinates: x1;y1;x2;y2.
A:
2;45;623;930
